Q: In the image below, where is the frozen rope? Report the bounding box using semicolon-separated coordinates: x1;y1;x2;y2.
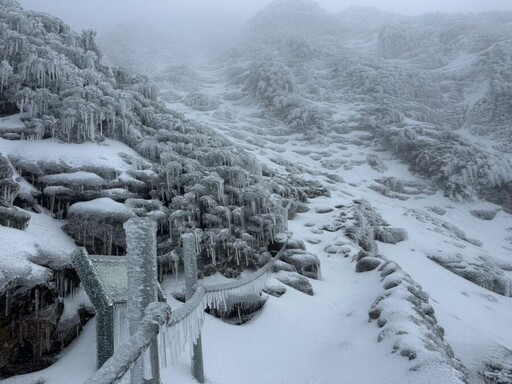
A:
162;241;287;363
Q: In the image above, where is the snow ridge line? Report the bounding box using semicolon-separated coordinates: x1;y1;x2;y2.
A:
342;200;469;383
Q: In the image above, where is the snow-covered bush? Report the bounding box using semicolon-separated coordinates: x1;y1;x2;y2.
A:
0;2;162;143
0;0;294;277
181;92;219;111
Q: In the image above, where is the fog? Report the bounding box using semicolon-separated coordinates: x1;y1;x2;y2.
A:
18;0;512;32
16;0;512;68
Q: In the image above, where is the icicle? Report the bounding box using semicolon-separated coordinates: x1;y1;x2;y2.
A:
45;326;51;351
159;324;168;369
114;303;129;350
142;349;153;380
5;289;10;316
165;286;206;364
35;288;40;318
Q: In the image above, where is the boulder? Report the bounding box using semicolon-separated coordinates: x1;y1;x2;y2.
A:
470;209;499;221
206;293;267;325
274;271;313;295
66;198;136;255
282;250;321;279
356;257;382;272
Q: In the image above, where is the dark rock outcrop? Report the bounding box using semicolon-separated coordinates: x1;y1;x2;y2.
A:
0;269;92;377
206;293;267;325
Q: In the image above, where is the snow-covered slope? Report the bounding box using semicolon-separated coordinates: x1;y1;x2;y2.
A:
3;0;512;383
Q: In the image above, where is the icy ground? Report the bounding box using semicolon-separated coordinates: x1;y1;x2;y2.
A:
3;64;512;384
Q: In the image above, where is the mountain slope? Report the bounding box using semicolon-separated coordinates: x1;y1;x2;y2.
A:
2;0;512;383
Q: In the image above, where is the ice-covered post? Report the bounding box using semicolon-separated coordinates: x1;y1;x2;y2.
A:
182;233;205;383
71;248;114;369
124;217;160;384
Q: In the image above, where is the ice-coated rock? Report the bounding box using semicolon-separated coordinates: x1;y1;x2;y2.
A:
274;271;313;295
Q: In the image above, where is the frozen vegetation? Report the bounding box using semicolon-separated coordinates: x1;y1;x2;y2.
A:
1;0;512;383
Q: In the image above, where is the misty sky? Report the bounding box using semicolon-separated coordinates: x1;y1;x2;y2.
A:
18;0;512;32
16;0;512;67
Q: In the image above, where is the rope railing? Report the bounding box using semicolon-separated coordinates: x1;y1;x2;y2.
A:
163;241;287;363
202;242;286;310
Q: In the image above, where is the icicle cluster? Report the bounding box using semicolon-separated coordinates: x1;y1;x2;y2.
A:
163;286;207;364
203;269;272;312
113;303;129;350
161;242;286;363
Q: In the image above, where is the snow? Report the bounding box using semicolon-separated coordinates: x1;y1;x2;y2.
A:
0;138;148;172
0;208;76;291
68;197;135;220
0;226;52;291
3;2;512;384
0;114;25;131
40;171;106;187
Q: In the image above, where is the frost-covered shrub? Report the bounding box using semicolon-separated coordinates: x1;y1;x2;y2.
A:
245;59;326;132
243;0;342;46
0;2;163;143
246;59;295;107
380;125;512;206
466;40;512;150
0;0;295;278
280;35;317;64
377;12;512;69
181;92;219;111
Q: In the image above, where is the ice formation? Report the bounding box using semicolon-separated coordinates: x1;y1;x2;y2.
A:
160;242;286;364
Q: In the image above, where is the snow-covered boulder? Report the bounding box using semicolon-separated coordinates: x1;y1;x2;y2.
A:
282;250;320;279
66;198;136;255
274;271;313;295
470;209;499;221
429;253;512;297
355;256;382;272
206;293;268;325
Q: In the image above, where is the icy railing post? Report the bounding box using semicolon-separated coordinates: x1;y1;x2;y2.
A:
71;248;114;369
84;302;172;384
182;233;205;384
124;217;160;384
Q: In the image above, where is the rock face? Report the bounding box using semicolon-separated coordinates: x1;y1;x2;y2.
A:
66;198;136;255
206;293;268;325
0;267;92;377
